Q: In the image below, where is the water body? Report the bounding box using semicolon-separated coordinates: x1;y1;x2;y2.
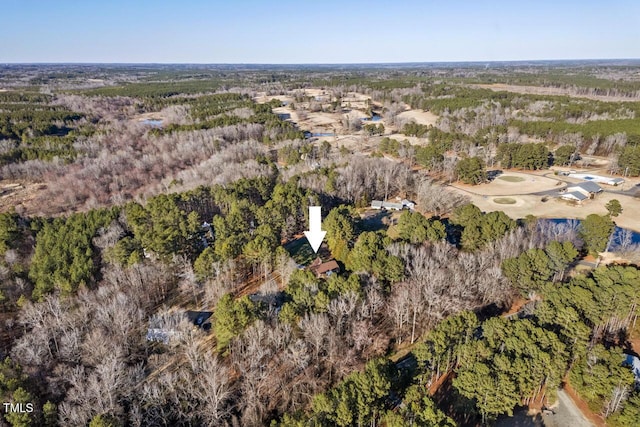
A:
362;113;382;122
141;119;163;127
545;218;640;244
311;132;335;137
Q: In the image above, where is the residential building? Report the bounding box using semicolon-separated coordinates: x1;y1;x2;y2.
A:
308;257;340;278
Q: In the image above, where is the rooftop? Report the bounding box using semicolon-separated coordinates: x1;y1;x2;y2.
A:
562;191;588;201
568;181;602;194
309;258;340;276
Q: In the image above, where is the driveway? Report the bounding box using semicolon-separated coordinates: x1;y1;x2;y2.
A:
542;390;594;427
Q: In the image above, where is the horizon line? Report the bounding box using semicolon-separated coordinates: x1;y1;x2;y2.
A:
3;58;640;67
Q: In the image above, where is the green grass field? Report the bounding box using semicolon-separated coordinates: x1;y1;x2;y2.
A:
493;197;517;204
284;237;334;265
498;176;525;183
284;237;316;265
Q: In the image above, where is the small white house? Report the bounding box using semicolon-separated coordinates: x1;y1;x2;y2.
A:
371;199;416;210
401;199;416;210
561;191;588;203
370;200;404;210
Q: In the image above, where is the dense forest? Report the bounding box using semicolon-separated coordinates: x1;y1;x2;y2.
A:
1;63;640;426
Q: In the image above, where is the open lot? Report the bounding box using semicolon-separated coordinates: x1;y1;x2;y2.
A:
451;187;640;232
397;109;439;126
451;172;562;196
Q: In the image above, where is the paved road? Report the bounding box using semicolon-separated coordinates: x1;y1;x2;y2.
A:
494;409;543;427
542;390;594;427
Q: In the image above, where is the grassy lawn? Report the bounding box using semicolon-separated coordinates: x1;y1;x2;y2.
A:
493;197;517;204
498;175;525;182
360;209;393;232
284;237;333;265
284;237;316;265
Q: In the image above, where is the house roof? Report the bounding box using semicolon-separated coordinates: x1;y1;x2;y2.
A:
309;258;340;275
185;311;213;327
575;181;602;193
562;191;588;201
382;201;404;209
372;200;412;209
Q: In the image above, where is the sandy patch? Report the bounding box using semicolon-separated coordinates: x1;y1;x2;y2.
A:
304;111;341;128
451;172;562;196
253;94;294;104
385;133;429;145
299;88;326;98
397;109;439;127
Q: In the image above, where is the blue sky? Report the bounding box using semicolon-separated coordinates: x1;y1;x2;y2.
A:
2;0;638;63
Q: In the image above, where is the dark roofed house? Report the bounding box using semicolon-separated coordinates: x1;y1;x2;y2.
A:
575;181;603;194
565;181;603;200
309;257;340;278
185;310;213;331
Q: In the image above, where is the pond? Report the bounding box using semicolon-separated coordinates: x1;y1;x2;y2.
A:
544;218;640;245
141;119;163;128
362;113;382;122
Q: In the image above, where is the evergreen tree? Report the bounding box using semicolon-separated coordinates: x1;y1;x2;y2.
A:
396;211;445;244
579;214;615;255
554;144;576;166
324;205;358;263
618;145;640;176
605;199;623;217
455;156;487;185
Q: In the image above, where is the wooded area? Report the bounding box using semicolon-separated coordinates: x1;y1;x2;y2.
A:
1;63;640;426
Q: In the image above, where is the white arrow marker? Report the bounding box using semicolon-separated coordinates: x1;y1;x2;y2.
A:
304;206;326;253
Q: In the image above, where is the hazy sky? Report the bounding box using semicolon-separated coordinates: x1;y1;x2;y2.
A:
2;0;639;63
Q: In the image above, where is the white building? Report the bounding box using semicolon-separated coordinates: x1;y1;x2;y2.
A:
569;173;625;186
370;199;415;210
561;191;588;203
